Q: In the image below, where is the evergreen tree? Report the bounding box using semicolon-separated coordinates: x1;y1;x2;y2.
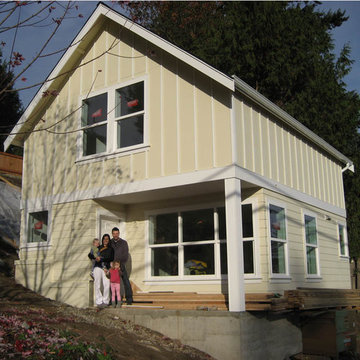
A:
0;51;23;154
123;1;360;258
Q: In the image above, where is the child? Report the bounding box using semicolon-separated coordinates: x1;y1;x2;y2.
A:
89;238;100;278
108;261;122;308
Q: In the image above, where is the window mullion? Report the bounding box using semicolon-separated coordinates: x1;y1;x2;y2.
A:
178;212;183;278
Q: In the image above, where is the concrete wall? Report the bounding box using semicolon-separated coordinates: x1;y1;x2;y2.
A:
114;308;302;360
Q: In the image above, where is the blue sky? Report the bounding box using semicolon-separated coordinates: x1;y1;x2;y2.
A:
1;1;360;109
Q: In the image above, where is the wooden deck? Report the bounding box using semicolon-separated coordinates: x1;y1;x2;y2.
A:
125;287;360;312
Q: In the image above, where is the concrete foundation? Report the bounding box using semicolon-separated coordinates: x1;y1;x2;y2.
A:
116;308;302;360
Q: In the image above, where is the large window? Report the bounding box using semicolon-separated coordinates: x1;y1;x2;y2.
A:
338;224;348;257
304;214;319;276
149;203;257;278
27;211;48;243
269;204;287;275
149;207;225;277
80;80;145;158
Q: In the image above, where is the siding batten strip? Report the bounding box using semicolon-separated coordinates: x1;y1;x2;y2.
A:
160;53;164;176
176;61;181;173
230;94;237;164
193;69;198;170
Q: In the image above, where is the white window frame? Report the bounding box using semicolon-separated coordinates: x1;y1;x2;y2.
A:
338;222;349;258
22;207;52;250
77;76;148;162
267;199;290;280
145;203;226;283
302;210;321;279
242;198;261;280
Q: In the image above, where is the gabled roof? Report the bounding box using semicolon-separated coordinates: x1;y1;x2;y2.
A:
5;3;353;171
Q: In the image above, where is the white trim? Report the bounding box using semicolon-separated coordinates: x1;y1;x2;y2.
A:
225;178;245;312
21;164;347;219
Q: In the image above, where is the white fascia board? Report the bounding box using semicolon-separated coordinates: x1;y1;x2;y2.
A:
233;75;354;170
22;163;346;218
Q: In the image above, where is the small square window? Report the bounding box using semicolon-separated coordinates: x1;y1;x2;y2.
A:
27;211;48;243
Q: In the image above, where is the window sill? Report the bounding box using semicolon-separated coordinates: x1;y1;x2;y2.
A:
20;242;51;251
269;276;292;284
144;276;224;285
76;144;150;165
339;255;350;260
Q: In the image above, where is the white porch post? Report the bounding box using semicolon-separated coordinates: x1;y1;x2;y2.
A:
225;177;245;312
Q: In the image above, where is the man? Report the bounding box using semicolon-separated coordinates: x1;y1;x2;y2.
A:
110;227;133;305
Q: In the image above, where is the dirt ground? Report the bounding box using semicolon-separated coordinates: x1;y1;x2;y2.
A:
0;238;214;360
0;273;215;360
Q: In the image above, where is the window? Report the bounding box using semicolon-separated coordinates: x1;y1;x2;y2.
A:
304;214;319;276
149;203;257;279
115;82;144;148
269;204;287;275
27;211;48;243
338;224;348;257
221;204;256;275
81;93;107;156
148;207;225;278
80;79;145;158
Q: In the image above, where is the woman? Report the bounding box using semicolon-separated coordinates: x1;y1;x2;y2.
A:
88;233;113;307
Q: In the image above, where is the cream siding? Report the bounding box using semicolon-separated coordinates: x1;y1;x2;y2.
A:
234;94;345;209
21;23;233;204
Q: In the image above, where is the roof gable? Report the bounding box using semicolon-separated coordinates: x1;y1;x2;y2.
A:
4;3;353;171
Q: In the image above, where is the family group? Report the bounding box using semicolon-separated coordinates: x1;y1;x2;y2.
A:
88;227;133;308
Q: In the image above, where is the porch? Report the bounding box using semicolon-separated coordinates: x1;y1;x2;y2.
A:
125;286;360;312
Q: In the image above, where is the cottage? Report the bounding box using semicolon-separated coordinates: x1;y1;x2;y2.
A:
5;3;353;312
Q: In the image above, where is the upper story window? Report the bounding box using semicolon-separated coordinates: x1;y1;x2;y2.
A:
82;93;107;156
269;204;288;275
80;79;146;159
115;82;144;148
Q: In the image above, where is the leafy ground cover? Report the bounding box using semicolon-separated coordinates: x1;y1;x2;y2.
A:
0;273;214;360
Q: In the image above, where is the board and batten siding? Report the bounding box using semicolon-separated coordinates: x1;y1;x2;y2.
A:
233;95;345;209
22;21;233;203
